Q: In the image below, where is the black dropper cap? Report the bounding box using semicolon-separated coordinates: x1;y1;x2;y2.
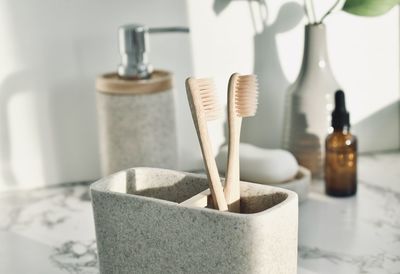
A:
331;90;350;130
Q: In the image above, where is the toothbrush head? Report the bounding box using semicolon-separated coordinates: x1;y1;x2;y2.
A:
187;77;222;121
234;74;259;117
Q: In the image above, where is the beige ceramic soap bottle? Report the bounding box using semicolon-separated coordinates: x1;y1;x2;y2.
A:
96;24;188;175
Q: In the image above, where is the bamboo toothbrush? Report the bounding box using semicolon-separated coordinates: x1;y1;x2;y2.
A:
185;77;228;211
224;73;259;213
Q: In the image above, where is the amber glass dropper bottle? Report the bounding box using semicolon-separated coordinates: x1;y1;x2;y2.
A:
325;90;357;197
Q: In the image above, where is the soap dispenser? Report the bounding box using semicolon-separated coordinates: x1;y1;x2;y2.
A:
96;24;188;175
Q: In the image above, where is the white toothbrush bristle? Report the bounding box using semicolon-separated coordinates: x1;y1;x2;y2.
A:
193;78;221;121
234;74;259;117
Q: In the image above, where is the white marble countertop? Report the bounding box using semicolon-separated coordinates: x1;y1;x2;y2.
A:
0;151;399;274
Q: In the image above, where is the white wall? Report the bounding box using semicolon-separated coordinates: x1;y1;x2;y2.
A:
0;0;192;190
187;0;399;154
0;0;399;189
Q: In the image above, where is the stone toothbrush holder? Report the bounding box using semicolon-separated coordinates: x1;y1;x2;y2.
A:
90;168;298;274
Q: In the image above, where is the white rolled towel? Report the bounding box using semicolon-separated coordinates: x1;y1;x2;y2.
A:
216;143;299;185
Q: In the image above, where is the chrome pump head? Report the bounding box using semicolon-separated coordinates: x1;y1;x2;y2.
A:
117;24;189;80
118;24;151;80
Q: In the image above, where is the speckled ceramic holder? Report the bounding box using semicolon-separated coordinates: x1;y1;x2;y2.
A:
96;70;177;175
90;168;298;274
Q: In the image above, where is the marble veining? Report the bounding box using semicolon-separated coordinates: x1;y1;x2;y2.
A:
299;245;400;274
298;152;400;274
0;151;399;274
0;182;98;274
50;240;97;274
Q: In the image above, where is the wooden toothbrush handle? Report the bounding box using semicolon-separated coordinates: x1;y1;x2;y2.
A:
197;126;228;211
185;82;228;211
224;73;241;213
224;119;242;213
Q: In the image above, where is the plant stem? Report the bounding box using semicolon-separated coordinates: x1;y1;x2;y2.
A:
308;0;317;22
304;0;317;24
303;1;312;24
320;0;342;23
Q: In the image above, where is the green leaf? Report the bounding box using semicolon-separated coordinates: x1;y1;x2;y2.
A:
343;0;400;16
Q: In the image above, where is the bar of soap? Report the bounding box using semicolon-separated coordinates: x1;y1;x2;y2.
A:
216;143;299;185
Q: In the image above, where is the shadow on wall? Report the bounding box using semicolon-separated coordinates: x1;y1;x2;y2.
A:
353;100;400;153
213;0;232;15
0;70;53;186
0;70;100;187
0;73;19;186
241;1;304;148
0;2;102;187
213;0;304;149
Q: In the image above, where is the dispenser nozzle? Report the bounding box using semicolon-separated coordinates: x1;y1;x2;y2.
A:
117;24;189;80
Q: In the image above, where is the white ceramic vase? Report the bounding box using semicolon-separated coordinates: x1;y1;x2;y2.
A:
283;24;340;178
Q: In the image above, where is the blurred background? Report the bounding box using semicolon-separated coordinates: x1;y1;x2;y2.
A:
0;0;398;190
